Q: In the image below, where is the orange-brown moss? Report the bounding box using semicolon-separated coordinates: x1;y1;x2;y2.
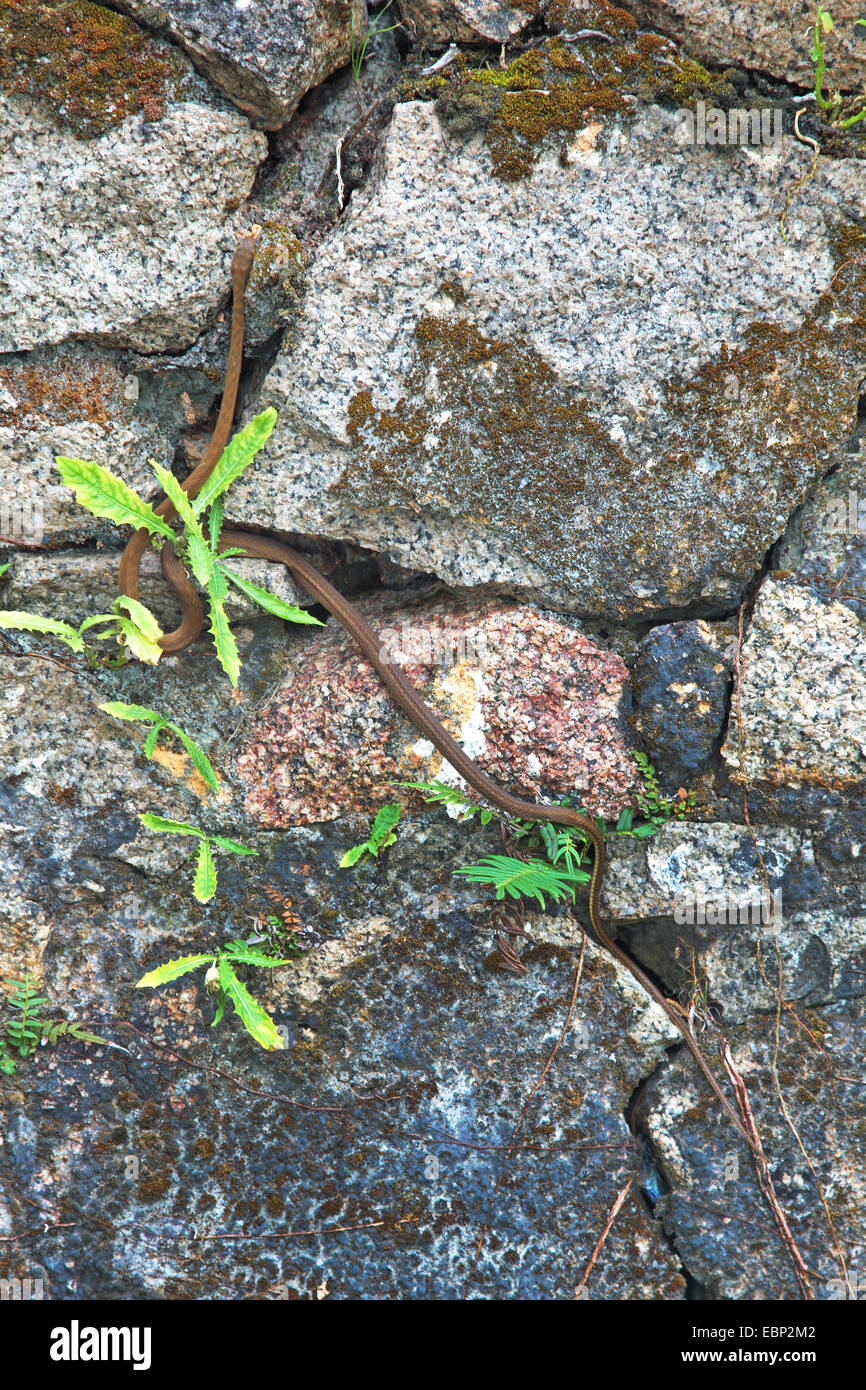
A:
431;23;735;182
0;0;192;138
0;357;119;428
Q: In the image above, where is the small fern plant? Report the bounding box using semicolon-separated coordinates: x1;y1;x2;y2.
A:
0;975;111;1075
0;594;164;667
810;6;866;128
138;814;257;904
51;408;323;685
136;939;295;1051
101;702;219;795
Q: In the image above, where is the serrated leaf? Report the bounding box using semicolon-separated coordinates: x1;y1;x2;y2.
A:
217;953;284;1050
0;562;9;577
136;953;215;987
211;991;227;1027
166;724;219;793
0;610;84;651
115;616;163;666
223;942;292;968
340;843;368;868
114;595;163;641
151;463;201;541
99;701;162;725
209;833;256;855
191;409;277;515
57;456;174;539
139;813;206;838
193;839;217;903
208;494;223;553
222;568;324;625
143;724;162;758
207;593;240;687
368;803;401;850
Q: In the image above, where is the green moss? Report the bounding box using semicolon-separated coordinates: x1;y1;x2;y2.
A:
429;14;735;183
0;0;192;139
248;220;306;300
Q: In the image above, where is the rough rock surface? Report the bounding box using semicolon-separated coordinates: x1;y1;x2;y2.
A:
398;0;538;44
0;644;690;1299
3;0;866;1304
640;998;866;1300
775;444;866;624
630;620;734;783
111;0;368;129
625;0;866;93
0;342;224;544
722;576;866;792
237;593;643;823
0;91;266;354
236;98;865;618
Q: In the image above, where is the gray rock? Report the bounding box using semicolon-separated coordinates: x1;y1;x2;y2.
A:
232;98;865;619
601;822;813;923
775;443;866;623
0;91;266;354
721;576;866;791
111;0;368;128
640;996;866;1300
626;0;866;93
398;0;537;44
0;342;221;545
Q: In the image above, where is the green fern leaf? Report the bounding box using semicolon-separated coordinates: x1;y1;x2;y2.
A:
193;839;217;903
165;724;220;794
99;701;162;725
207;592;240;687
56;456;175;539
454;855;585;907
191;409;277;515
0;610;84;652
136;953;215;987
217;953;284;1050
221;569;324;626
139;813;205;838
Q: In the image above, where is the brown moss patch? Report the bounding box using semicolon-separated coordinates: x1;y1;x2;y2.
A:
0;355;121;428
0;0;192;138
337;228;866;616
425;12;736;182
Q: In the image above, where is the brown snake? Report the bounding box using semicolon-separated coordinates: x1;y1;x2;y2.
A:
118;234;752;1148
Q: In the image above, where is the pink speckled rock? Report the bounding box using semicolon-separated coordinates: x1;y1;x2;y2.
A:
237;594;642;825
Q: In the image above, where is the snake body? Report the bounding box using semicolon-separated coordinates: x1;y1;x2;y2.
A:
118;236;750;1146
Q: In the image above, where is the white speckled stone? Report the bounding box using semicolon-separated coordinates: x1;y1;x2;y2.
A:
232;100;865;616
627;0;866;93
0;93;267;354
722;575;866;789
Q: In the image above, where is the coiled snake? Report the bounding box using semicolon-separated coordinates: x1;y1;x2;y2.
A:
118;233;750;1146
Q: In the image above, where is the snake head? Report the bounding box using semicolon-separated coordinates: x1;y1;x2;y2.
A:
232;227;259;286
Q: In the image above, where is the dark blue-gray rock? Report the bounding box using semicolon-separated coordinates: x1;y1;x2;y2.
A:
630;620;734;784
